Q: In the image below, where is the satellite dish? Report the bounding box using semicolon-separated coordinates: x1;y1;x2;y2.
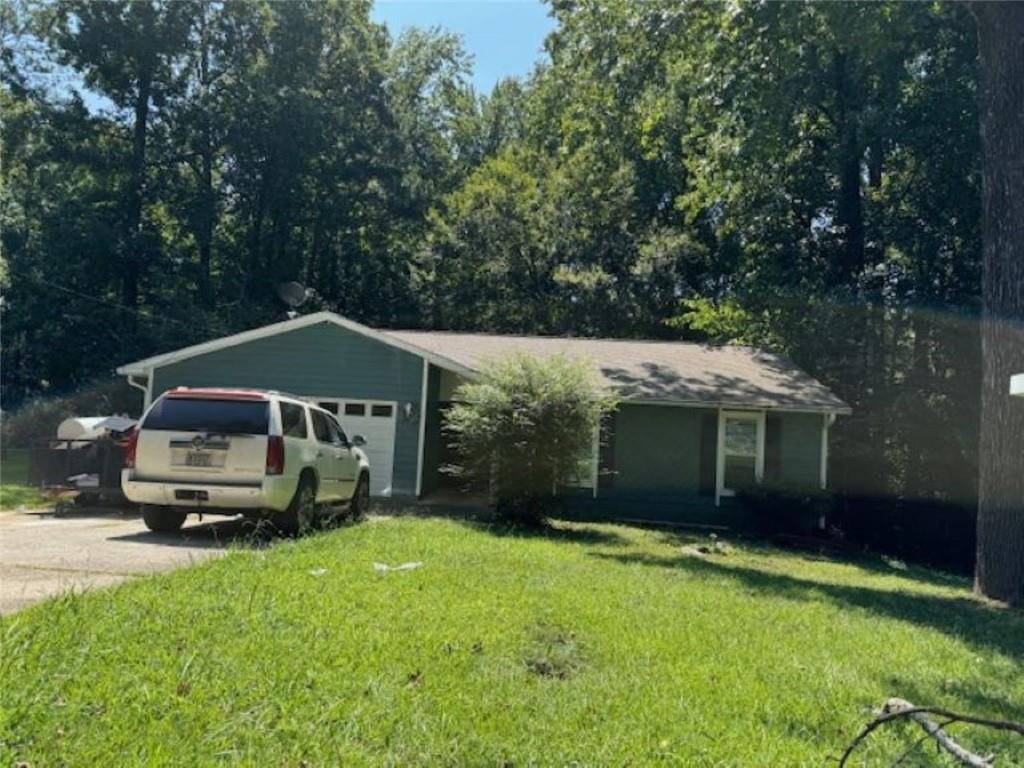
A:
276;281;308;308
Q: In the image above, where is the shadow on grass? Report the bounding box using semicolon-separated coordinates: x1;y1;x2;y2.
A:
396;500;632;547
590;551;1024;661
650;527;972;591
458;518;632;547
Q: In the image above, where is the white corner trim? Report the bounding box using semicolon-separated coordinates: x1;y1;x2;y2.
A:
715;408;724;507
114;311;477;380
415;358;429;498
755;410;766;483
820;412;835;489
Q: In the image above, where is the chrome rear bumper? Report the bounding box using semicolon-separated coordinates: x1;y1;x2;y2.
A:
121;473;296;512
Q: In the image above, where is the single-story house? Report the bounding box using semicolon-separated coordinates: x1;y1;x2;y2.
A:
117;311;850;525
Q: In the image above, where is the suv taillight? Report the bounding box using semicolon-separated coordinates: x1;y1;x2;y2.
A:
123;429;139;469
265;435;285;475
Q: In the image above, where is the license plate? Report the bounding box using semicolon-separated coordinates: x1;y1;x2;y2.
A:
186;452;212;467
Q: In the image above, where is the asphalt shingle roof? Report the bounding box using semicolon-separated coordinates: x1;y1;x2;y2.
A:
386;330;850;413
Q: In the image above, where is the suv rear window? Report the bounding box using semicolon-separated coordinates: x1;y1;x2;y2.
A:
143;397;269;434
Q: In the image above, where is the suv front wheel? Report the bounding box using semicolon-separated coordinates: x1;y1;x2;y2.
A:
350;474;369;520
142;505;187;533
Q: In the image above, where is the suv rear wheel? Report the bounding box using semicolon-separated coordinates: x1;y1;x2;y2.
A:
275;475;317;535
142;505;187;533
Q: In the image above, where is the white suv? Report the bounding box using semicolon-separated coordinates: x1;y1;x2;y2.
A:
122;388;370;533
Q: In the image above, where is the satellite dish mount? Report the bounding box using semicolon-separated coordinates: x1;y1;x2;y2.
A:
276;282;309;316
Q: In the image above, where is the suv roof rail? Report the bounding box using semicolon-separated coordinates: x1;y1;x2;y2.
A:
265;390;311;402
167;386;320;403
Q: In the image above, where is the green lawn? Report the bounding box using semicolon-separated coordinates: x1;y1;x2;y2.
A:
2;517;1021;766
0;450;51;511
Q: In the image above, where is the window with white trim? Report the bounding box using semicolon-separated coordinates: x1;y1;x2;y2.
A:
718;411;764;497
565;420;601;490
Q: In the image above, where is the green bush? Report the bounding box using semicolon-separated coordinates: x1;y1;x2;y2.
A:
738;482;835;537
445;354;616;525
0;378;142;448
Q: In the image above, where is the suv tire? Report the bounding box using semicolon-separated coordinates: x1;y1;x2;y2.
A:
142;505;187;532
275;475;317;535
351;474;369;520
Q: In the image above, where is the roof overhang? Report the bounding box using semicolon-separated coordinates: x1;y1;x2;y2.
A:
115;311;477;379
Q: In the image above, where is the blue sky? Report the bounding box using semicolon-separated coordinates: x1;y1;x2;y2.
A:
16;1;556;111
371;0;558;94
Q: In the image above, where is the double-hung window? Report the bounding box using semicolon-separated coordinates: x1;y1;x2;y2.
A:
717;410;765;501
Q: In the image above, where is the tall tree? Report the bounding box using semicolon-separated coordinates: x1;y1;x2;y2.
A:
971;1;1024;606
51;0;192;323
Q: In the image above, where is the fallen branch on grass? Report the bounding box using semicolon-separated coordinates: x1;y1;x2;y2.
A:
838;697;1024;767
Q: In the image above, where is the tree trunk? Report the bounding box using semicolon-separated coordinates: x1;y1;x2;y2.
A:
972;1;1024;607
122;73;152;323
197;0;215;307
198;136;214;306
833;49;865;280
904;307;932;500
247;175;267;300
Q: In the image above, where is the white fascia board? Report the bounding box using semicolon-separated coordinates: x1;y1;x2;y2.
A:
115;311;478;380
115;312;336;374
621;397;851;416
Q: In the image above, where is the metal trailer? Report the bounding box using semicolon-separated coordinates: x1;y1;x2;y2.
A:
28;437;130;507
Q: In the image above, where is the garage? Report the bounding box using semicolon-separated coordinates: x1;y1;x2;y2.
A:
313;399;397;496
116;313;454;499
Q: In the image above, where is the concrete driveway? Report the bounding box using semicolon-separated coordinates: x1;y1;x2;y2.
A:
0;508;256;614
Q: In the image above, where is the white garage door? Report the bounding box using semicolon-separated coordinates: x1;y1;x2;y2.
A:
314;399;397;497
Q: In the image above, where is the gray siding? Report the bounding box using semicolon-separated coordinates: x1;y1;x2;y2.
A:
150;321;424;496
613;405;702;494
777;411;824;487
582;405;722;525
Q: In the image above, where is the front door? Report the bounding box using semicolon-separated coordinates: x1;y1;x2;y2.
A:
716;410;765;504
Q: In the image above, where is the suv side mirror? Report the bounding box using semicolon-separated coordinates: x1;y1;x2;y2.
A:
351;434;367;447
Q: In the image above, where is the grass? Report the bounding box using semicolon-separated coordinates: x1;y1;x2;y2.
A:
2;516;1021;766
0;450;51;511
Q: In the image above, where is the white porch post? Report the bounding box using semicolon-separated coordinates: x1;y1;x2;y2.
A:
415;358;429;498
714;408;725;507
755;410;766;483
820;412;835;490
